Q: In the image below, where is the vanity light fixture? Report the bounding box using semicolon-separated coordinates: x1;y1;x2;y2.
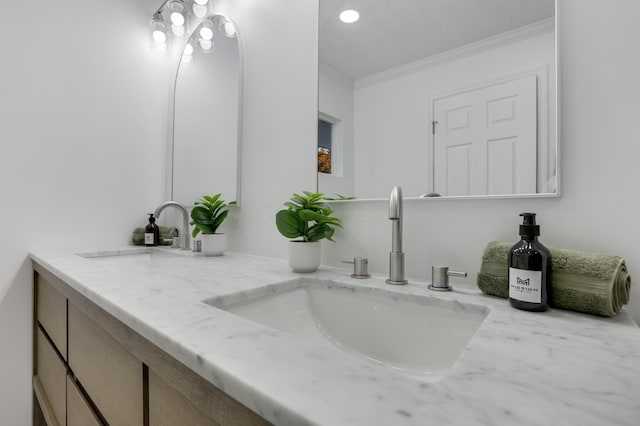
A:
151;1;236;55
339;9;360;24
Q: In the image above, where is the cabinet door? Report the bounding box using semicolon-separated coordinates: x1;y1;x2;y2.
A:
35;327;67;426
149;369;219;426
66;375;103;426
68;303;144;426
37;274;68;361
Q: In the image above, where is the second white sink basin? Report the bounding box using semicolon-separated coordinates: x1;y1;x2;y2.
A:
205;278;489;379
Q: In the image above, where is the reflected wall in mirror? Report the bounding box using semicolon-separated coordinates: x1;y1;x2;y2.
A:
172;14;242;206
318;0;557;199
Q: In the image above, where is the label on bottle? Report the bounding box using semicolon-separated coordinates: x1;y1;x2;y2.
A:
509;267;542;303
145;233;154;245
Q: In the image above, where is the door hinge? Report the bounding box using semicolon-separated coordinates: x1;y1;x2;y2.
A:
432;120;438;135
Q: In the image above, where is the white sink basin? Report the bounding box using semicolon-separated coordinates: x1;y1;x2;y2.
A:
205;279;489;379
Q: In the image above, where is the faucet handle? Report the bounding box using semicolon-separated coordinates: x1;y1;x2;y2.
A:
429;266;467;291
342;257;371;279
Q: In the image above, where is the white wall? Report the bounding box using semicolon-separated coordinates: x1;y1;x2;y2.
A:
321;0;640;324
217;0;318;256
0;0;170;423
0;0;319;423
352;29;556;198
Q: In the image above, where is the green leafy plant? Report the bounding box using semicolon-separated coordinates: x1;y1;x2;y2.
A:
190;194;236;238
275;191;342;242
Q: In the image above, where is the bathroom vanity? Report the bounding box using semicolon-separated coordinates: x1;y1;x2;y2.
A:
31;247;640;426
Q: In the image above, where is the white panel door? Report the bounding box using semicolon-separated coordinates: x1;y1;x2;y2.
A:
433;75;537;196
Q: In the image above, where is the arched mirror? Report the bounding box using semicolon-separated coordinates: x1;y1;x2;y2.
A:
172;14;242;206
318;0;557;200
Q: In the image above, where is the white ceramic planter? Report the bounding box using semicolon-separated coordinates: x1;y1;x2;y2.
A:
201;233;226;257
288;241;321;272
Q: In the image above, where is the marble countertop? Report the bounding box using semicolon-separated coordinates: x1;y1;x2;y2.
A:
30;247;640;426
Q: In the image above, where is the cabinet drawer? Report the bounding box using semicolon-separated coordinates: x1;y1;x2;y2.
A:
36;327;67;426
68;303;143;426
36;274;67;360
66;375;102;426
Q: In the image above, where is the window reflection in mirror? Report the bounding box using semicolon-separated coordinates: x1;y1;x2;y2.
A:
172;15;242;206
318;0;557;200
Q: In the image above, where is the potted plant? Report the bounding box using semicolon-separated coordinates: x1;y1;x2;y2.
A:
275;191;342;272
190;194;236;256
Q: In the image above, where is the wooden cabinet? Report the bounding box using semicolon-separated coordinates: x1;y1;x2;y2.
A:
68;303;143;426
33;263;271;426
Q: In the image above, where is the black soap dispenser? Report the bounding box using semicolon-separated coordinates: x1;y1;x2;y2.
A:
508;213;552;312
145;214;160;247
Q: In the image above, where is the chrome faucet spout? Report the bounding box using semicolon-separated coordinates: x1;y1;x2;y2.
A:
154;201;191;250
387;186;407;285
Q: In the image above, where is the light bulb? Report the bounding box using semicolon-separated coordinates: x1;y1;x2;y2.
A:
339;10;360;23
194;0;208;5
199;27;214;41
184;43;194;56
153;30;167;44
170;11;185;26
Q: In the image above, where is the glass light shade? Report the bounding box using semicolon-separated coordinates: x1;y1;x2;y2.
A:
151;17;168;53
199;26;214;41
183;43;194;56
194;0;208;5
170;11;185;26
153;30;167;44
339;10;360;23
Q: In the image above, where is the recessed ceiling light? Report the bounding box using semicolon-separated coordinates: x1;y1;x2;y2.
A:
339;9;360;24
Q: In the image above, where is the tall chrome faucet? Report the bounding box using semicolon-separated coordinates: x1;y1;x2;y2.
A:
154;201;191;250
387;186;408;285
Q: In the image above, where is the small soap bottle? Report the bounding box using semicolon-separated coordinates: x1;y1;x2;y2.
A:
145;214;160;247
508;213;551;312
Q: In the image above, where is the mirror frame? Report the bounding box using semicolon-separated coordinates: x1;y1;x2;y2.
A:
317;1;560;202
170;14;245;207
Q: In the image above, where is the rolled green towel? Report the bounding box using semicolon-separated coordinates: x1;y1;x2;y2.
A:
132;227;179;246
477;241;632;317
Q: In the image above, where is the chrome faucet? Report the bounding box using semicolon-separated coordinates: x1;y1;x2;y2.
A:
154;201;191;250
387;186;407;285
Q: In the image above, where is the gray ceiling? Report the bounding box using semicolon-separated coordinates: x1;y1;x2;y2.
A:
319;0;555;80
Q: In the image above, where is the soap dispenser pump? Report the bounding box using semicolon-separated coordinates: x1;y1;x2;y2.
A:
508;213;551;312
145;213;160;247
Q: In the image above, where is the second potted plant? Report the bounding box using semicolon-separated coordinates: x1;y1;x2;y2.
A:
190;194;236;256
275;191;342;272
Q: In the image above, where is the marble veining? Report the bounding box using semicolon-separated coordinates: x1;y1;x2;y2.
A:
30;247;640;426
